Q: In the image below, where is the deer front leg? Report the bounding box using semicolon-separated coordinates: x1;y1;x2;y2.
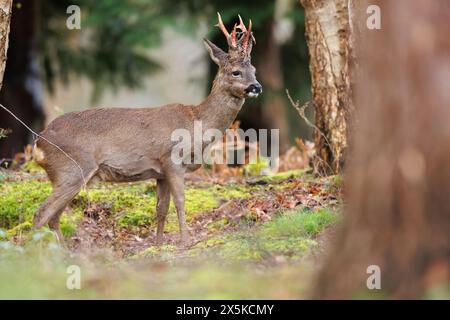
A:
155;179;170;245
166;170;190;245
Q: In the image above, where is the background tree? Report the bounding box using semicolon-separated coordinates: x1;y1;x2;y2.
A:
0;0;12;90
299;0;353;175
165;0;312;152
0;0;163;158
0;0;44;157
314;0;450;298
0;0;12;142
0;0;312;159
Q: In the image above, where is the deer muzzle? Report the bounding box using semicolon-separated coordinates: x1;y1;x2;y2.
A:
245;83;263;98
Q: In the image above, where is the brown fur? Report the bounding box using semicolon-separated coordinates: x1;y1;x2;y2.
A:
33;17;261;245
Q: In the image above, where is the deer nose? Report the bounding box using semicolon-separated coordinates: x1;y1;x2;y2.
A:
246;83;263;94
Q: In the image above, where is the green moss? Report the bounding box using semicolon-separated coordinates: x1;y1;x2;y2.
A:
212;183;258;199
0;241;314;299
219;236;264;260
74;184;158;225
184;188;220;213
327;174;343;193
78;182;256;230
243;157;270;176
215;234;316;261
60;217;78;238
0;168;328;243
222;236;311;260
6;221;32;238
107;183;256;231
22;160;45;174
0;180;51;230
424;283;450;300
207;218;229;232
0;165;349;299
261;169;308;183
194;208;338;262
261;208;337;238
131;244;177;259
200;238;226;248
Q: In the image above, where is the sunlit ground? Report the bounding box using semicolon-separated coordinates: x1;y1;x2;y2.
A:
0;164;342;299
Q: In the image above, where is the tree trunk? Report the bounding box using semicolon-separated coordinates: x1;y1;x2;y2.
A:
314;0;450;299
0;0;12;90
258;18;291;154
0;0;44;158
300;0;352;175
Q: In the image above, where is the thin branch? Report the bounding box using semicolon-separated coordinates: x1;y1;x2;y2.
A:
286;89;335;175
286;89;333;151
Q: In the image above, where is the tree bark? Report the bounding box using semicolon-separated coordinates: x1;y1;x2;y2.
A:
258;18;291;154
0;0;44;158
314;0;450;299
0;0;12;90
300;0;353;175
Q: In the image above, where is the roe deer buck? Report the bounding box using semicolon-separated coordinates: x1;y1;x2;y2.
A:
32;13;262;245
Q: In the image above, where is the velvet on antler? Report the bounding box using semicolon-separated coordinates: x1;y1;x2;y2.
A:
215;12;255;57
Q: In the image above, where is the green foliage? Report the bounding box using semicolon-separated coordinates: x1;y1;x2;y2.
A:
0;228;61;259
0;181;51;230
262;168;307;183
424;284;450;300
41;0;165;101
132;244;177;259
0;164;313;241
261;208;337;238
22;160;45;174
0;177;260;237
243;157;270;176
192;208;338;261
0;166;345;299
40;0;310;111
326;175;344;193
59;216;78;237
0;237;75;299
0;239;312;299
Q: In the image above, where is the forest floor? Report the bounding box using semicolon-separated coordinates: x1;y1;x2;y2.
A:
0;161;343;299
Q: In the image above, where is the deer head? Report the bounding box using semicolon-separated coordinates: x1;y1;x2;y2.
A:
203;13;262;99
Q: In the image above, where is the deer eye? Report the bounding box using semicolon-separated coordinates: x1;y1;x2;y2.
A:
231;71;242;77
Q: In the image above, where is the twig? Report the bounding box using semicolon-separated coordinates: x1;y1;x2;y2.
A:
286;89;335;175
0;103;91;207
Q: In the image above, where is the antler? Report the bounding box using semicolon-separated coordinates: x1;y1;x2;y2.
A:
216;12;233;46
230;15;248;48
215;12;255;55
237;15;247;32
242;19;253;53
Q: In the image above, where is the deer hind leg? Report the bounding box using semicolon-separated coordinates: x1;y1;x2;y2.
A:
33;180;82;239
33;164;97;241
155;179;170;245
48;214;64;243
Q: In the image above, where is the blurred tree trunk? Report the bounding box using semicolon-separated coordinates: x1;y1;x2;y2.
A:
258;18;290;153
0;0;44;158
300;0;353;175
314;0;450;299
0;0;12;90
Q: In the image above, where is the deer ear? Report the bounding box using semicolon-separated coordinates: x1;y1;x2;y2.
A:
203;38;227;66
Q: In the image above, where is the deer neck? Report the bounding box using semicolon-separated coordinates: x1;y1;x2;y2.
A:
197;79;244;132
